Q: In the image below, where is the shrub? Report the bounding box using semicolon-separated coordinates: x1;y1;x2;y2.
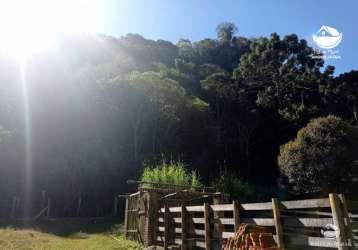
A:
140;159;202;189
213;172;254;201
278;116;358;195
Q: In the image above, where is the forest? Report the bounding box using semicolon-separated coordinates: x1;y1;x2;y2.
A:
1;22;358;217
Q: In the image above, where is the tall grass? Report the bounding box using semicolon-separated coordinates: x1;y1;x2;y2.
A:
141;159;202;189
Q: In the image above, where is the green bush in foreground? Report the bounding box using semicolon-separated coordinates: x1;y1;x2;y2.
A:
278;115;358;195
141;160;202;189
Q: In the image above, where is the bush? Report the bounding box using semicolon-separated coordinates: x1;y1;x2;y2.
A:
278;116;358;195
213;172;254;201
140;159;202;189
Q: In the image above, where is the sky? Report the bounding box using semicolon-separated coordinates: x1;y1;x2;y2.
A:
97;0;358;75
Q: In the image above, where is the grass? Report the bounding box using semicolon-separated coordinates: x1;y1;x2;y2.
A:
141;159;202;189
0;227;142;250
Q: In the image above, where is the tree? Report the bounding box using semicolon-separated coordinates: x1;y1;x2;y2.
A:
234;33;326;124
216;22;237;43
278;116;358;195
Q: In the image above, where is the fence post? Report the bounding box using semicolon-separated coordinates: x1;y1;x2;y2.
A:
124;197;129;239
339;194;355;249
272;198;284;250
233;200;240;231
329;193;348;250
164;204;170;250
181;204;187;250
204;203;212;250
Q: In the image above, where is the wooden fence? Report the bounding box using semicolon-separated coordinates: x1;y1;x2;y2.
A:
155;194;358;249
123;191;141;241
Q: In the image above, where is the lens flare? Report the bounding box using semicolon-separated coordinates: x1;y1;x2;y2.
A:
0;0;101;59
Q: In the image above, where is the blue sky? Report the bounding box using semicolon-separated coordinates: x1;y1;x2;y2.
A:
99;0;358;74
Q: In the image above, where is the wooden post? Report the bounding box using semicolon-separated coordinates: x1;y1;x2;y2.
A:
124;197;129;239
164;204;170;250
204;203;212;250
46;198;51;218
181;204;187;250
329;193;348;250
339;194;355;249
145;191;158;247
233;200;240;231
272;198;284;250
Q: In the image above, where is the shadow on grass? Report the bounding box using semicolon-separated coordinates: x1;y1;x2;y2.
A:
0;217;121;237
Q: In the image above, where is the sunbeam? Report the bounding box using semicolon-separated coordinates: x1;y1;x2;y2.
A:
19;59;32;218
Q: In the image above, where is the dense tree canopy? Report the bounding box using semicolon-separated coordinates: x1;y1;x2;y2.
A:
0;23;357;217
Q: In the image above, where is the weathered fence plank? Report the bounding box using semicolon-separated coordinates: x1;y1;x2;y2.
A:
204;203;211;250
233;200;240;231
181;205;187;250
164;204;169;250
272;198;284;249
329;193;348;250
124;198;129;238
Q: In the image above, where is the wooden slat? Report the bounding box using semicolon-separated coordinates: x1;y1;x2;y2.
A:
193;217;205;224
222;231;235;239
283;218;333;227
287;236;337;248
210;204;234;211
186;205;204;212
194;229;205;236
218;218;235;225
283;210;333;216
281;198;330;209
195;241;206;248
170;217;182;223
160;206;181;213
241;218;275;226
129;191;140;197
241;201;273;210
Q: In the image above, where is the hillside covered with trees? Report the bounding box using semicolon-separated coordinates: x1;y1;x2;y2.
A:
1;23;357;216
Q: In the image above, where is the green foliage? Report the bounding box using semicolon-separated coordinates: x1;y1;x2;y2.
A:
216;22;238;43
141;160;202;189
278;116;358;195
213;172;254;201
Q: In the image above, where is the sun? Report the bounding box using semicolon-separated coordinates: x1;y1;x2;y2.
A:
0;0;100;59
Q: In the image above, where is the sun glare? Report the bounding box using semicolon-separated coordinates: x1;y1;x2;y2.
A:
0;0;100;59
